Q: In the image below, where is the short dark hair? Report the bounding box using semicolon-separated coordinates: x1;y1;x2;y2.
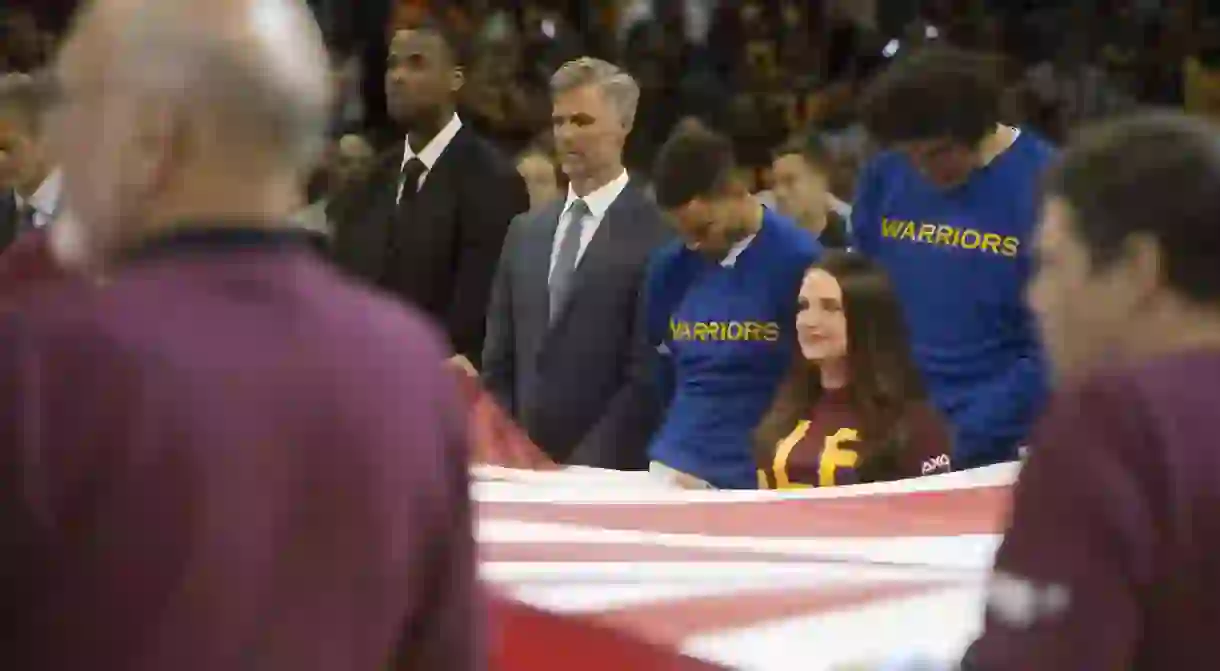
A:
772;132;831;170
1045;111;1220;304
859;45;1002;146
403;14;468;67
652;126;737;209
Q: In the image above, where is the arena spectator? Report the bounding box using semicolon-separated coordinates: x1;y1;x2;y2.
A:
853;45;1055;469
0;0;479;668
482;57;671;469
329;17;529;368
755;251;950;489
770;133;851;248
646;125;821;489
295;132;374;243
0;73;56;253
960;111;1220;670
515;141;563;211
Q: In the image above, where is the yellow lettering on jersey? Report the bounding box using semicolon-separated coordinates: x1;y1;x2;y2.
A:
670;319;691;341
668;320;782;342
772;420;813;490
878;220;1021;258
818;428;861;487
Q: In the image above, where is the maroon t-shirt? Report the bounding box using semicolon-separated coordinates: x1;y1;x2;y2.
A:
964;351;1220;670
0;229;69;303
0;229;481;670
758;387;952;489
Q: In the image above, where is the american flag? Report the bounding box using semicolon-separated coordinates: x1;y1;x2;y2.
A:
477;464;1017;670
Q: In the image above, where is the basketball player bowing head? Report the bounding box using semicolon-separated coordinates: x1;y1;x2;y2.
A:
755;252;951;489
646;126;823;489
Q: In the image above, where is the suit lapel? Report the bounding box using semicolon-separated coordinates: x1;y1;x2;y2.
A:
526;200;564;323
0;191;18;252
330;143;403;277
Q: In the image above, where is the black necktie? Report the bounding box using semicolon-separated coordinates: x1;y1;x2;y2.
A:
398;158;427;206
16;202;37;232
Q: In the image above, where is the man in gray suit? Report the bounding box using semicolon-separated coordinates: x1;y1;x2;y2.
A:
482;57;672;469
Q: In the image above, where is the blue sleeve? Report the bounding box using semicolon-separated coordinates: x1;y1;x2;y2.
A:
952;157;1052;467
850;158;884;256
643;247;681;404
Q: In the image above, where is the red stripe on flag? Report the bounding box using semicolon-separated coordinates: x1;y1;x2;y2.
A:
482;541;826;563
481;486;1010;538
490;594;729;670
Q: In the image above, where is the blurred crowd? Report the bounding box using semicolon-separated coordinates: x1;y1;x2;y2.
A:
7;0;1220;204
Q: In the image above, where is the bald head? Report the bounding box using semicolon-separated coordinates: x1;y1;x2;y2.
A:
49;0;334;264
66;0;332;167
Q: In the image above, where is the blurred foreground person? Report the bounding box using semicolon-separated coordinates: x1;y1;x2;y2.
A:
0;1;480;669
960;111;1220;669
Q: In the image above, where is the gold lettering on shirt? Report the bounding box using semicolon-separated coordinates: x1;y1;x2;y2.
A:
771;420;813;490
818;428;861;487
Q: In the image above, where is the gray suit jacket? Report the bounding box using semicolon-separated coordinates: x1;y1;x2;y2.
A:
481;182;673;468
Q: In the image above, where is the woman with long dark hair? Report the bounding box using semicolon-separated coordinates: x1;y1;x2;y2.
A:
755;251;951;488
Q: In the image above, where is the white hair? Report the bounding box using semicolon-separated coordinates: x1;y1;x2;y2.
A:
549;57;639;130
113;0;333;168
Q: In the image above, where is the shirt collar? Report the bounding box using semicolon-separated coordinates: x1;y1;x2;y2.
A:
720;233;756;267
563;170;630;219
15;168;63;219
402;113;463;172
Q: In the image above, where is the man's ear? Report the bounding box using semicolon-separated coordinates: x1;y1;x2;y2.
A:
450;67;464;94
1122;233;1163;306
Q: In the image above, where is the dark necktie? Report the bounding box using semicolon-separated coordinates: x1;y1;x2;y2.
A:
549;199;590;322
397;158;427;206
16;202;37;232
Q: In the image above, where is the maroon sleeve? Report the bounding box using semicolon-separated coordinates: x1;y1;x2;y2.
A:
902;402;953;478
962;376;1158;671
393;369;484;670
0;230;65;303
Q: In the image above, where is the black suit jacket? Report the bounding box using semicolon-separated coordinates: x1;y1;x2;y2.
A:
481;183;674;469
0;191;21;255
329;126;530;361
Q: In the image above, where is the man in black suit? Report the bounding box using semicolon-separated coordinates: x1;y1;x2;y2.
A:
482;57;673;469
0;73;55;254
330;19;529;365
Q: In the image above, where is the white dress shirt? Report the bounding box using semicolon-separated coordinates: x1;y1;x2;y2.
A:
396;112;463;204
719;233;756;268
548;170;630;279
14;168;63;229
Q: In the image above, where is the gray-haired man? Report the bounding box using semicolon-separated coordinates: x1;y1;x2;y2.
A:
482;57;673;469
